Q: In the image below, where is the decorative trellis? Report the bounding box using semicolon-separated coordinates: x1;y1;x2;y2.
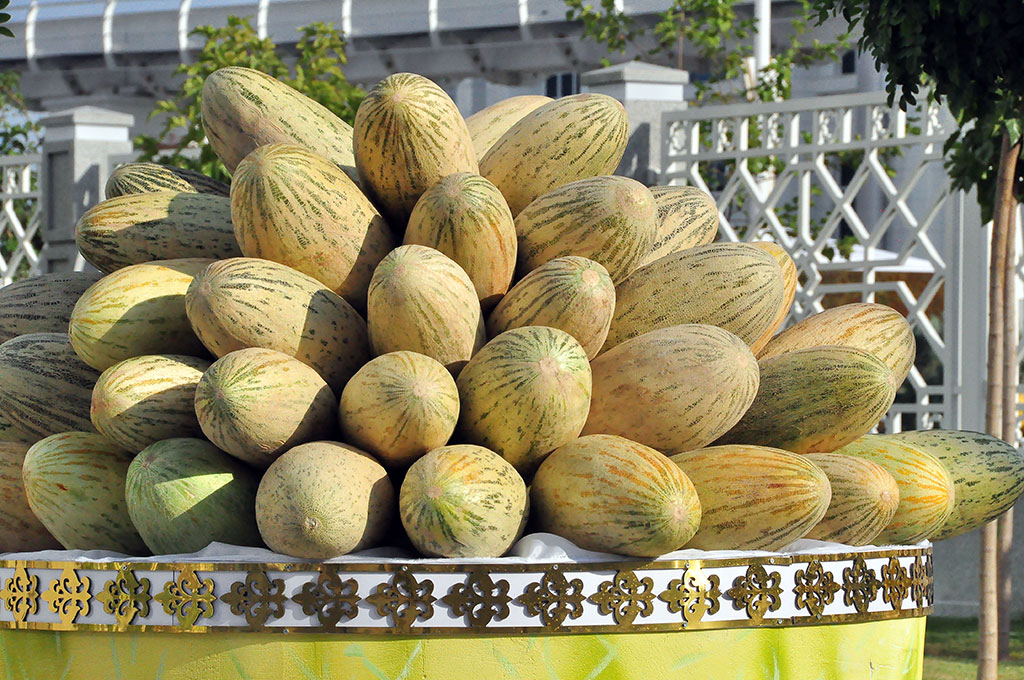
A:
0;155;42;285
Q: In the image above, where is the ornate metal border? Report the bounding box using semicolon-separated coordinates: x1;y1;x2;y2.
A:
0;547;932;635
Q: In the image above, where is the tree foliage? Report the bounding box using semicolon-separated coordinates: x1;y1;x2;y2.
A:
0;71;40;155
0;0;13;39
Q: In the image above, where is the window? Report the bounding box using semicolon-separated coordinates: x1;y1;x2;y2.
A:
841;50;856;74
545;73;580;98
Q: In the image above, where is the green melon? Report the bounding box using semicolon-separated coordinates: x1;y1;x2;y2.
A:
104;162;230;199
0;271;102;343
804;452;901;546
641;185;719;266
748;241;797;355
0;442;61;552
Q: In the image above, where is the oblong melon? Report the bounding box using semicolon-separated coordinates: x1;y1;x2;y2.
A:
804;452;900;546
0;442;60;552
480;93;628;215
195;348;338;468
466;95;553;162
748;241;797;355
715;346;897;454
91;354;210;452
22;432;146;554
641;185;719;266
231;144;394;309
486;256;615;359
671;445;831;551
367;245;485;374
583;324;759;454
534;434;700;557
0;271;102;343
255;441;394;559
400;444;527;558
892;429;1024;541
185;257;369;392
757;303;916;384
514;176;657;284
0;333;99;439
339;351;459;469
354;73;477;226
126;438;262;555
0;411;35;445
457;326;592;475
69;259;212;371
832;434;955;543
105;162;230;199
404;172;516;309
606;242;784;350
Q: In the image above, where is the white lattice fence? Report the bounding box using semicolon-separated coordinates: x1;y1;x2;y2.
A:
0;154;42;284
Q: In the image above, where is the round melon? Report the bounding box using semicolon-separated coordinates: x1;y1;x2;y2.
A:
457;326;592;475
195;348;338;468
533;434;700;557
354;73;478;226
404;172;516;309
466;95;552;161
400;444;527;558
0;442;60;552
255;441;394;559
367;245;485;374
583;324;759;455
671;445;831;551
804;452;901;546
748;241;797;355
22;432;146;554
641;185;719;266
0;271;102;343
105;162;230;199
340;351;459;469
126;438;262;555
91;354;210;452
486;256;615;359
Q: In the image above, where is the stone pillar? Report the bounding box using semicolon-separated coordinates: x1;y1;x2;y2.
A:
581;61;688;185
38;106;134;273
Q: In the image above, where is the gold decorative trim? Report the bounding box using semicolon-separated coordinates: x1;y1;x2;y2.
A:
0;564;37;624
516;567;586;630
155;567;216;627
221;569;286;629
658;561;721;626
441;568;512;630
793;560;840;619
365;570;436;633
726;564;783;624
589;570;656;625
41;567;91;626
291;567;359;629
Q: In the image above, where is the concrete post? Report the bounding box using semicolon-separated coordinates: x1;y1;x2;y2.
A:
38;106;134;273
581;61;688;185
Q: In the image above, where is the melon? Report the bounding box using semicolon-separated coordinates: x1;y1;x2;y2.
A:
0;442;60;552
104;162;230;198
748;241;797;355
533;434;700;557
194;348;338;468
804;452;900;546
465;95;553;161
457;326;592;475
0;411;35;445
91;354;210;452
0;271;102;343
583;324;759;454
641;185;719;265
255;441;394;559
126;438;262;555
671;445;831;551
400;444;527;558
339;351;459;469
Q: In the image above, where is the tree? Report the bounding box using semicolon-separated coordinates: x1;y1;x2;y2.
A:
135;16;364;182
0;0;13;39
811;2;1024;678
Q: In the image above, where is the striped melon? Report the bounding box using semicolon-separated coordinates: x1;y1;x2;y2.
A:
0;271;102;343
748;241;797;355
404;172;516;309
0;333;99;439
339;351;459;469
457;326;592;475
400;444;527;557
514;176;657;284
533;434;700;557
892;430;1024;541
194;348;338;468
367;245;485;374
715;346;897;454
466;95;553;162
76;192;240;273
22;432;146;554
256;441;394;559
0;411;35;445
583;325;759;454
91;354;210;452
671;445;831;551
201;66;356;176
354;73;478;226
606;242;784;351
69;259;212;371
804;452;900;546
479;93;629;215
126;438;262;555
486;256;615;359
757;303;916;384
0;442;61;552
231;144;394;309
105;162;229;199
641;185;719;266
185;257;369;392
832;434;955;543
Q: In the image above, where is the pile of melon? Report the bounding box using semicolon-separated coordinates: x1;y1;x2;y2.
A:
0;67;1021;561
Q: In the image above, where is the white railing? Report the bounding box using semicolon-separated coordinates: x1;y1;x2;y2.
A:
0;154;42;285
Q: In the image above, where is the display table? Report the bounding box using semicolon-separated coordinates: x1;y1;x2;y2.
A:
0;535;932;679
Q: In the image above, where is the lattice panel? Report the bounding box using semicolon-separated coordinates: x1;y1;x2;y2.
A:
0;155;42;285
